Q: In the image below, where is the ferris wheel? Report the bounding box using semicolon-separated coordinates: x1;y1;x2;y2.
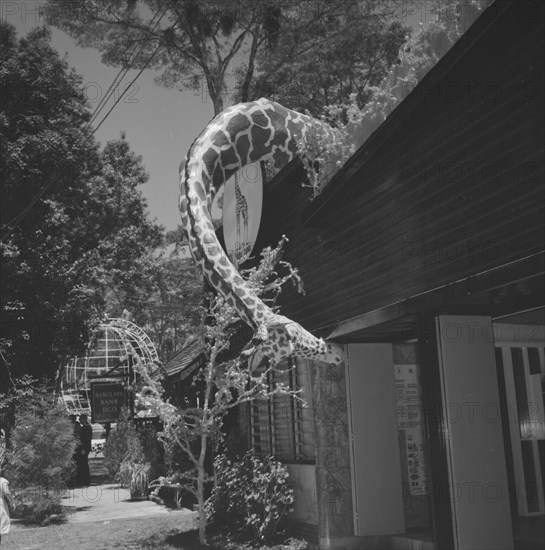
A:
60;317;159;416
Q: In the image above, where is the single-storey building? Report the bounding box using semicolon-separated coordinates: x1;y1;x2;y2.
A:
224;1;544;549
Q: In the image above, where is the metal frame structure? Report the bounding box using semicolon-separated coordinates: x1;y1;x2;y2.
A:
61;317;159;417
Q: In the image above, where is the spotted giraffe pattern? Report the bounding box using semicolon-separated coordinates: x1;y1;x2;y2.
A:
179;98;344;365
233;177;248;249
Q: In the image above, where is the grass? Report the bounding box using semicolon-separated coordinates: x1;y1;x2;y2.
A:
5;519;312;550
4;482;311;550
4;515;197;550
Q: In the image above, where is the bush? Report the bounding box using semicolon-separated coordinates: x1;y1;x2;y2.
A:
136;423;165;480
148;473;196;509
103;409;142;481
206;452;295;544
11;487;64;525
6;400;76;523
103;410;164;495
119;460;151;499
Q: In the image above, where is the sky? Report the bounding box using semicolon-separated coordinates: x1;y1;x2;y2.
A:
3;1;431;231
4;1;217;231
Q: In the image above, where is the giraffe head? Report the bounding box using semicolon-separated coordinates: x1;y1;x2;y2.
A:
249;315;344;366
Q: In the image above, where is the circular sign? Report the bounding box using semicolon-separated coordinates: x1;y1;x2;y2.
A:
222;162;264;266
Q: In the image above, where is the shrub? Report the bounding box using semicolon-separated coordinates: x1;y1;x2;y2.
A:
11;487;64;525
103;411;164;498
136;423;165;480
148;472;197;509
206;452;295;544
103;409;142;481
119;460;151;499
6;400;76;523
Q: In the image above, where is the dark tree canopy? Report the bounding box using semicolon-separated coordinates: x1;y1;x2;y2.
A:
235;1;409;115
0;22;163;384
43;0;410;115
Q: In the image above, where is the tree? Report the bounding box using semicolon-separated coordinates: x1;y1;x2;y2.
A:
0;23;162;384
297;0;496;196
43;0;408;116
106;247;203;363
134;237;304;545
140;254;203;361
236;1;409;116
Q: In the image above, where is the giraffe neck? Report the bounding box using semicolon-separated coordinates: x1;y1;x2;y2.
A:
179;98;342;364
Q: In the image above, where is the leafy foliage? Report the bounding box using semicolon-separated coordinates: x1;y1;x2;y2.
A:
241;1;409;115
206;452;295;544
0;375;38;441
133;237;305;545
43;0;284;114
107;247;203;363
102;409;140;481
103;409;164;485
118;460;152;499
4;388;76;523
43;0;409;115
297;0;494;196
0;22;162;383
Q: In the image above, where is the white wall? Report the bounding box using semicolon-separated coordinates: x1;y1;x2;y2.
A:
346;344;405;536
436;315;513;550
287;463;318;525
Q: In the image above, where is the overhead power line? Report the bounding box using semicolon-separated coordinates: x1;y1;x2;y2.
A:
87;7;166;129
92;41;163;135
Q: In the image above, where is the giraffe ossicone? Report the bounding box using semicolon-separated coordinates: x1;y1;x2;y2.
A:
179;98;344;366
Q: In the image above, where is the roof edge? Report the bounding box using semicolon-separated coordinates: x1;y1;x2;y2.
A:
303;0;512;225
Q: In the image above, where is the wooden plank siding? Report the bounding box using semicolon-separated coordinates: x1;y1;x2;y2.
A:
244;0;544;338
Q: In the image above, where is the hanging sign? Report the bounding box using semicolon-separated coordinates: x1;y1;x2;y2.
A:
222;162;264;266
91;382;126;423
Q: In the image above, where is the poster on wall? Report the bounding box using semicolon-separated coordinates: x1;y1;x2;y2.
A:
91;383;126;423
222;162;264;266
395;364;429;496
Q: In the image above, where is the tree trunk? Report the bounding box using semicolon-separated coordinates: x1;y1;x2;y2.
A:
204;71;224;116
197;462;207;545
240;33;258;103
212;93;224;116
197;432;209;545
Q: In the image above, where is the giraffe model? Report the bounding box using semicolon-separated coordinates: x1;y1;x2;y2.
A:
179;98;344;365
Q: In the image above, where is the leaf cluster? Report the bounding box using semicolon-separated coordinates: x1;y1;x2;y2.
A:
130;239;304;516
42;0;410;115
297;0;492;196
109;249;204;363
2;381;76;524
240;0;410;115
0;22;163;382
206;452;295;544
5;403;76;491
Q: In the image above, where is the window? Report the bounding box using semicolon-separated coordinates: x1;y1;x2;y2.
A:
250;359;315;462
496;341;545;515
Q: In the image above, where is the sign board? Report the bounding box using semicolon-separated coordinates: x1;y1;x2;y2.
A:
222;162;264;266
91;383;126;423
394;364;429;495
